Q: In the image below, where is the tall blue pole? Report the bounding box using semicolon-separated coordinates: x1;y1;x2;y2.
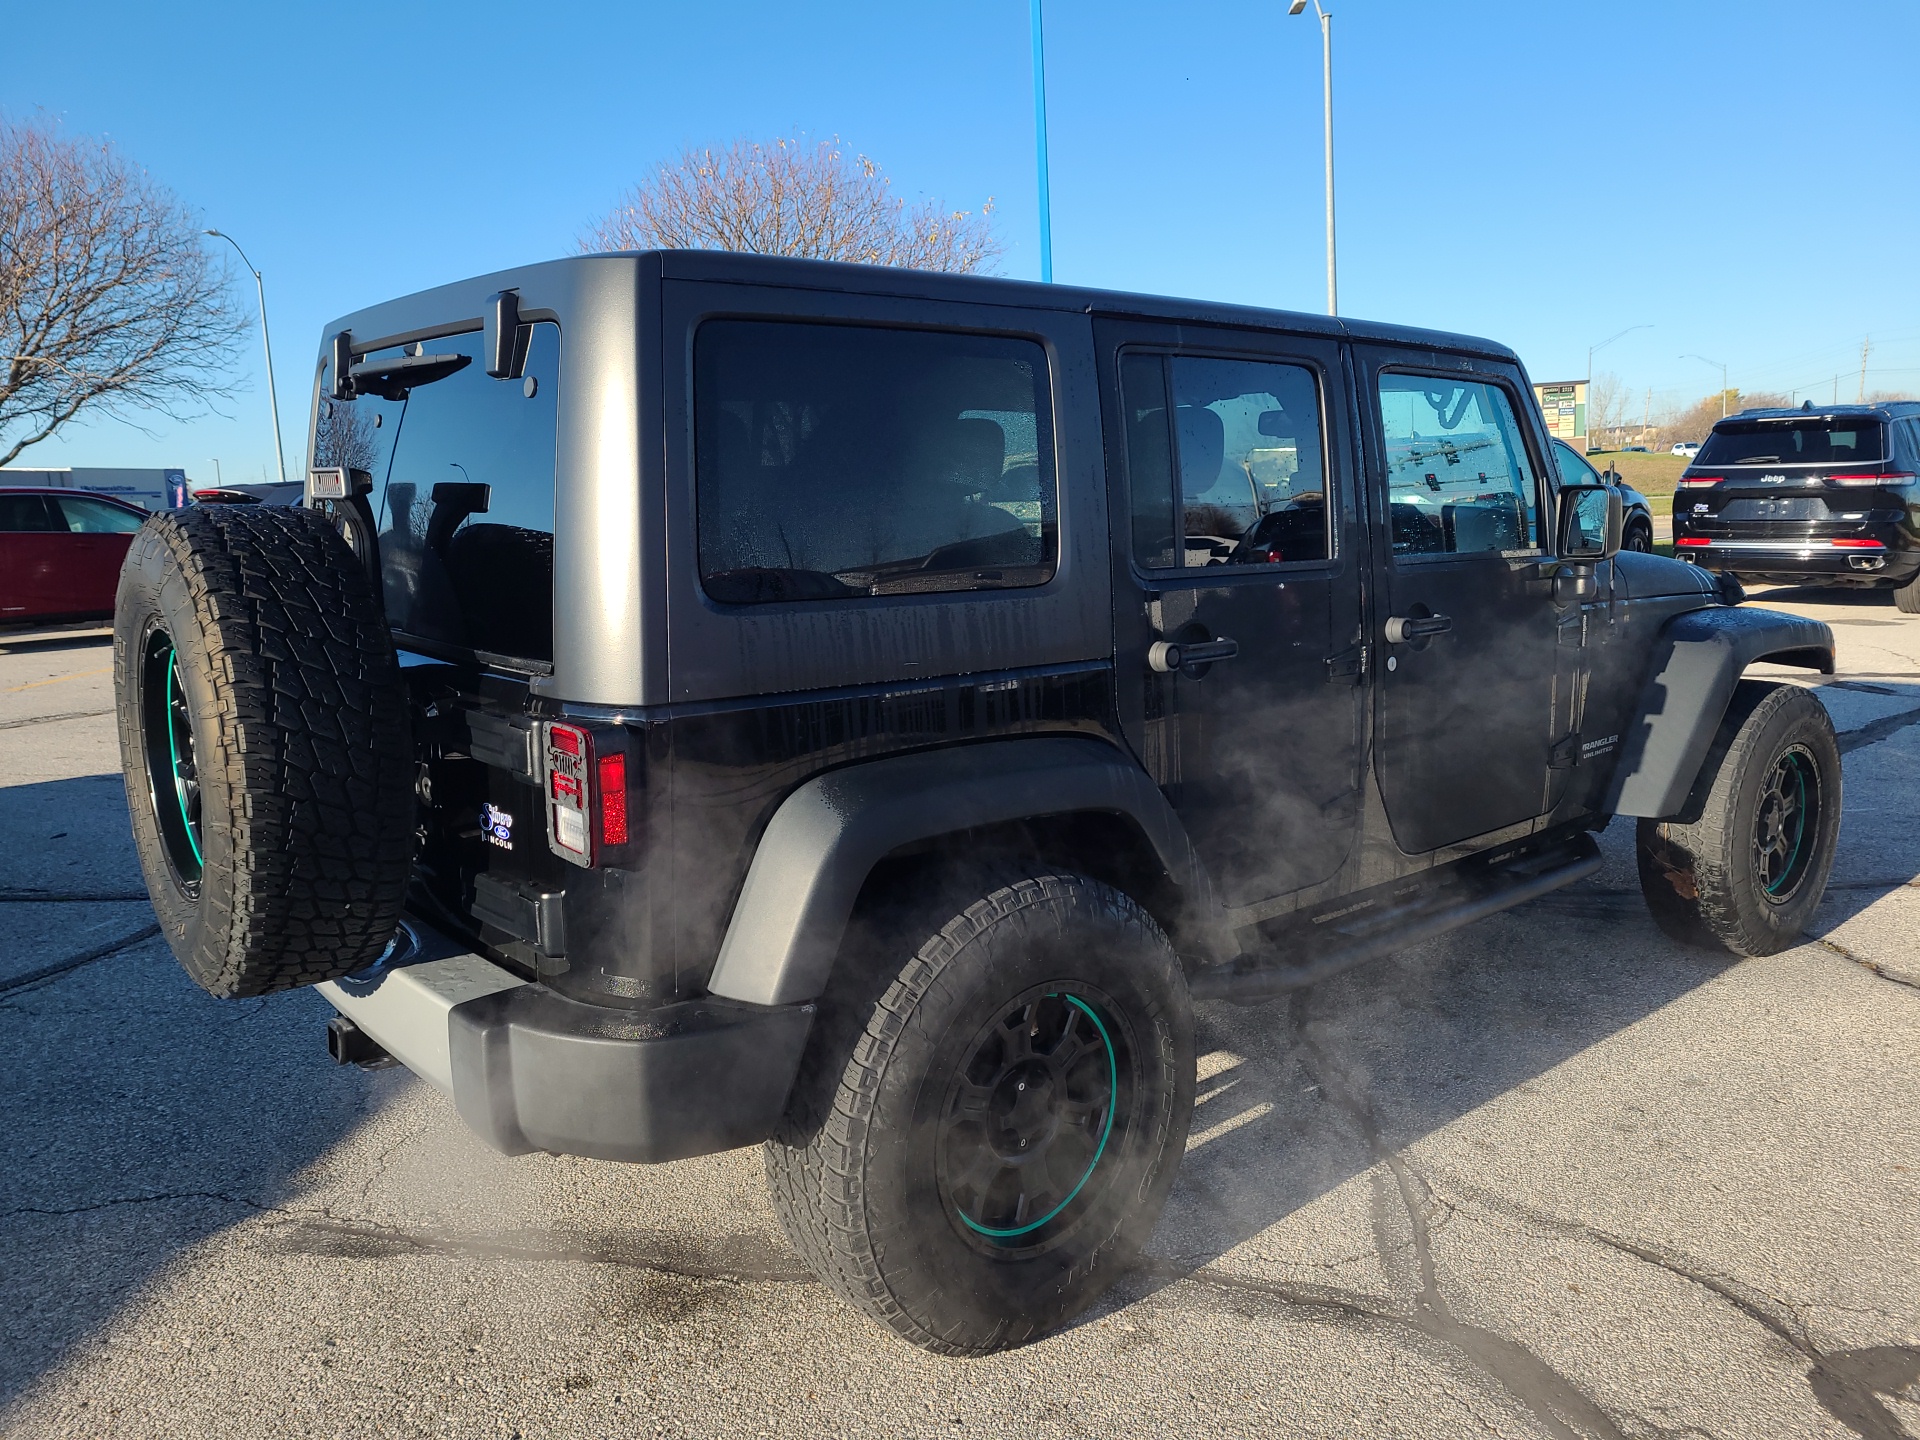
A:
1029;0;1054;283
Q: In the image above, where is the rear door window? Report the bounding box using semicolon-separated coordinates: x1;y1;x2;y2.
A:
1697;419;1885;467
1376;374;1541;557
1119;352;1330;571
0;494;61;531
317;323;561;666
693;320;1056;604
54;495;145;533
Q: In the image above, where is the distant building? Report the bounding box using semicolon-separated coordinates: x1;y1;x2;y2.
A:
1532;381;1588;452
0;466;190;510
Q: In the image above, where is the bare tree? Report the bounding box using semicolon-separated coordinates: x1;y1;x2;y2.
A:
1587;372;1626;446
580;135;1002;274
0;115;247;466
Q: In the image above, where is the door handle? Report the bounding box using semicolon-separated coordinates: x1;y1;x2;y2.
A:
1148;636;1239;675
1383;613;1452;644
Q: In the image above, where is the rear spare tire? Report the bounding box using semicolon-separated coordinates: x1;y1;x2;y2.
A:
113;506;414;997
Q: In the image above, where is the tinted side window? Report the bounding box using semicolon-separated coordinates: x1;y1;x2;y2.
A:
323;323;561;665
694;321;1056;604
1121;353;1330;570
1550;437;1601;486
55;495;145;533
1377;374;1541;557
0;494;60;532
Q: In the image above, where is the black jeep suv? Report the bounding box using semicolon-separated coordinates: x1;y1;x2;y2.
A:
1673;401;1920;610
113;252;1839;1355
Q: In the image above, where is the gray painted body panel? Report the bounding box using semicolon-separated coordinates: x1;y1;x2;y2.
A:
312;255;652;706
1606;606;1835;818
704;737;1203;1007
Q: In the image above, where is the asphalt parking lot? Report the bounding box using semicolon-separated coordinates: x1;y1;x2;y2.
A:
3;590;1917;1440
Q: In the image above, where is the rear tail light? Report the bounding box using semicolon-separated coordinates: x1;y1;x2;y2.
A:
1675;476;1721;488
597;753;629;846
1828;473;1913;487
540;722;634;866
1831;538;1886;549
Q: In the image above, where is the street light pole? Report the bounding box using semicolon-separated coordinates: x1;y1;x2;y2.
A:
1029;0;1054;284
1288;0;1336;315
204;229;287;487
1681;353;1730;417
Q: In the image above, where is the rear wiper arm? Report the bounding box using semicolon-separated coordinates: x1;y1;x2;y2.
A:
348;351;472;401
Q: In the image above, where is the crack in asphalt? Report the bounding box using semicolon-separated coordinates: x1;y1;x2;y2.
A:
0;707;113;730
1283;987;1632;1440
0;1190;816;1287
1838;705;1920;755
0;923;161;996
1817;937;1920;994
1432;1173;1920;1440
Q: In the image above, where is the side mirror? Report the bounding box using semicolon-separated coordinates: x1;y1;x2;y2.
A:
1556;483;1623;561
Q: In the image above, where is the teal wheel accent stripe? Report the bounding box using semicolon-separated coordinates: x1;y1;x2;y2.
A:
165;648;202;866
957;993;1118;1240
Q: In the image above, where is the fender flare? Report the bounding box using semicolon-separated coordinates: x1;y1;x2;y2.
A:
703;737;1204;1007
1605;605;1835;819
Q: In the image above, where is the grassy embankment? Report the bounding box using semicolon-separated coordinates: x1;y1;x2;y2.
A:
1589;450;1690;504
1588;451;1691;556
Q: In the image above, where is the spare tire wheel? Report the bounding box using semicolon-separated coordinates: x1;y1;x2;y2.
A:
113;506;414;997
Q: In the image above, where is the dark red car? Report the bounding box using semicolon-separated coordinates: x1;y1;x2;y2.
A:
0;487;149;626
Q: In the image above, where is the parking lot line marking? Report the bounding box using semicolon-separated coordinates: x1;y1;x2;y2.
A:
5;664;112;693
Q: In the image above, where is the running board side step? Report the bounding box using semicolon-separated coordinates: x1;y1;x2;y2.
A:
1190;835;1604;1005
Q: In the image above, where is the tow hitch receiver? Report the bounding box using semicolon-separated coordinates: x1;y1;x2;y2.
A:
326;1014;394;1069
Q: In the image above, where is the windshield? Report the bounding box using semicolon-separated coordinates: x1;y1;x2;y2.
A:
1696;418;1885;468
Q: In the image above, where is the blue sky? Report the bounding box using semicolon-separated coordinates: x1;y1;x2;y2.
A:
5;0;1917;482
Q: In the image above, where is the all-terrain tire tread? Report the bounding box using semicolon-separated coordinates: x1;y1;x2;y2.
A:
114;506;413;997
1635;681;1839;957
763;873;1178;1357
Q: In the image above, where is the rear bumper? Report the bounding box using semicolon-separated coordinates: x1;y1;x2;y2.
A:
317;921;814;1163
1675;538;1920;583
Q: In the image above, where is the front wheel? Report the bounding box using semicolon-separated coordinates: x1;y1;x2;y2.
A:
764;873;1194;1355
1894;569;1920;614
1637;681;1841;956
1622;517;1654;553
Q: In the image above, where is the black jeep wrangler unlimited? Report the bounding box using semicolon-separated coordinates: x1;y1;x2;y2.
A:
113;253;1840;1355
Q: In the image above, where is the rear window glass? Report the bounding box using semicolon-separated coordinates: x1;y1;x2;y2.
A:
694;320;1056;604
314;323;561;665
1697;419;1885;468
55;495;145;533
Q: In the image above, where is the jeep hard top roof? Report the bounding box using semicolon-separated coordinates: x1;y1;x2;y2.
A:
318;250;1523;370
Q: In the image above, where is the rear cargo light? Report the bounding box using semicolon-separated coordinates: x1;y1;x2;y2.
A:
1828;473;1913;487
1674;537;1711;547
1831;538;1886;549
597;753;629;846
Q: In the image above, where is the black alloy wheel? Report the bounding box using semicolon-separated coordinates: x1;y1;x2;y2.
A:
1636;681;1841;956
139;627;203;894
763;871;1194;1355
1753;744;1820;903
1623;518;1654;552
939;988;1124;1247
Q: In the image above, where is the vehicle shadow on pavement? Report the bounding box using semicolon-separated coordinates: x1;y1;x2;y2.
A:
1145;885;1739;1285
0;944;390;1410
0;762;401;1409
